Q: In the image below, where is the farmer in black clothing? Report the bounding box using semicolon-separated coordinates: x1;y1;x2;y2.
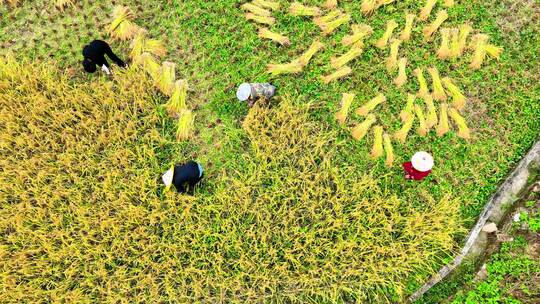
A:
82;40;126;74
162;161;204;194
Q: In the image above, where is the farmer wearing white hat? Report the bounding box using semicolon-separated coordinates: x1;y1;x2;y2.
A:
402;151;434;181
162;161;204;194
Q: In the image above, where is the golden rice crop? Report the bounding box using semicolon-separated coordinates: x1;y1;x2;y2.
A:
375;19;398;49
394;113;415;143
107;6;139;40
400;13;416;42
55;0;74;11
361;0;378;15
371;125;384;159
331;44;363;69
454;24;472;57
156;61;176;96
241;3;272;16
423;10;448;41
423;94;438;129
289;2;321;16
386;39;401;71
470;34;489;70
313;9;342;26
175;109;194;141
133;52;160;79
335;92;355;125
321;65;352;84
0;62;462;302
325;0;337;9
298;40;324;66
0;0;20;7
357;93;386;116
414;67;430;98
442;77;466;110
428;67;447;101
258;28;290;46
436;103;450;136
130;30;167;60
165;79;188;118
437;28;451;59
245;13;275;25
383;133;394;167
400;93;415;122
394;57;408;87
449;107;471;139
449;28;460;58
485;44;503;59
253;0;280;10
267;60;303;76
415;104;428;136
444;0;454;7
419;0;436;21
351;114;377;140
320;13;351;35
342;24;373;46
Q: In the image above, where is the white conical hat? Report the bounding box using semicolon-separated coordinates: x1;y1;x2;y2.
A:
162;165;175;191
236;83;252;101
411;151;434;172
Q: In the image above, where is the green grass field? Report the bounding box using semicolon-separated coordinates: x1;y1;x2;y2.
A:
1;0;539;302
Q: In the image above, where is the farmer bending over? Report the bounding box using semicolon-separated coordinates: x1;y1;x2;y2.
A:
82;40;126;75
162;161;204;194
403;151;433;181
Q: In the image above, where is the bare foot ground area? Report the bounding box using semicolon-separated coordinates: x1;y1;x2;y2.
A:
1;0;539;303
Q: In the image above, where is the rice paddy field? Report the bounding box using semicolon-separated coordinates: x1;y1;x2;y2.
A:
0;0;539;303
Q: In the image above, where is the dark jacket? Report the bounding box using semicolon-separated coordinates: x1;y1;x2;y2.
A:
172;161;203;193
82;40;126;68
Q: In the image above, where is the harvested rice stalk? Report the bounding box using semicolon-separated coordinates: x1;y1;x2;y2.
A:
419;0;436;21
436;103;450;136
331;45;363;69
241;3;272;16
485;44;503;59
357;93;386;116
176;110;194;141
383;133;394;167
414;104;428;136
157;61;176;96
428;67;447;101
456;24;472;57
298;40;324;66
134;52;160;79
289;2;321;16
449;107;470;139
423;95;438;129
351;114;376;141
400;13;416;42
325;0;337;9
437;28;451;59
443;0;454;7
449;28;460;58
394;114;415;143
314;9;342;26
375;19;398;49
423;10;448;41
470;34;489;70
335;93;356;125
245;13;275;25
442;77;466;110
253;0;280;10
361;0;378;15
386;39;401;71
108;6;139;40
342;24;373;46
267;61;303;76
394;57;408;87
130;30;167;60
371;125;384;159
320;13;351;35
321;66;352;84
258;28;290;46
55;0;74;11
414;68;429;98
166;80;188;118
400;94;415;122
